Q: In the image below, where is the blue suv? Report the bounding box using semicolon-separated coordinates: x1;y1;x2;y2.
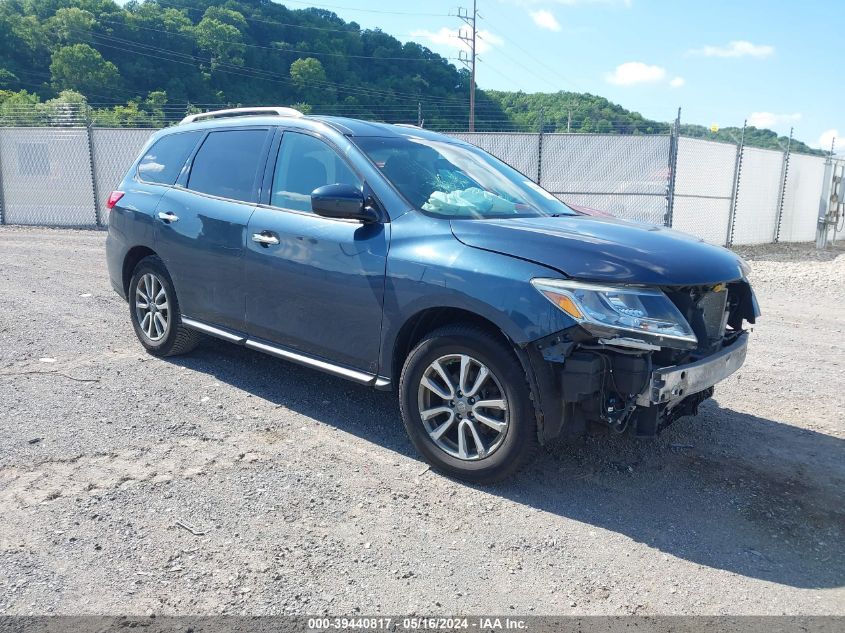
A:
106;107;759;482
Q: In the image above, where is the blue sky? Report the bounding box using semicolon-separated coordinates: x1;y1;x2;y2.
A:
281;0;839;148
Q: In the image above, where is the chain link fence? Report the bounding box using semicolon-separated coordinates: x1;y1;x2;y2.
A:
0;124;831;247
731;147;785;245
0;128;98;226
541;134;671;226
671;137;738;245
448;133;540;181
89;128;156;224
779;153;828;243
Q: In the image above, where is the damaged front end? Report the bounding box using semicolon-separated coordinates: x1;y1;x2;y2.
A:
527;277;760;439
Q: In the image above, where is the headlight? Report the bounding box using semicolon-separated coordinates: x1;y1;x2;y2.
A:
531;278;698;349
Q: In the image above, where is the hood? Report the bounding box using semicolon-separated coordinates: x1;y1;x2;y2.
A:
450;215;745;286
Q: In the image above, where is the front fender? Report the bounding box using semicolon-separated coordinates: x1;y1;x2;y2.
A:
378;212;575;377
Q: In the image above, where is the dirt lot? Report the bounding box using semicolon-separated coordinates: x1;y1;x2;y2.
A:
0;227;843;616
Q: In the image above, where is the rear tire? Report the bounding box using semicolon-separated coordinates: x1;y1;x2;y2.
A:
399;324;538;483
128;255;201;357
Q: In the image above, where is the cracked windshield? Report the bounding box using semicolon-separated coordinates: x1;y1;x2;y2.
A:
354;136;576;219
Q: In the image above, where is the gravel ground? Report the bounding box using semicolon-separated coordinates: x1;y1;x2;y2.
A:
0;227;843;616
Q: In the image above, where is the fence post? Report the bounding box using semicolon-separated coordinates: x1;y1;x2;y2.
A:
664;107;681;227
536;108;544;185
86;124;101;227
0;130;6;226
773;127;793;243
725;120;747;247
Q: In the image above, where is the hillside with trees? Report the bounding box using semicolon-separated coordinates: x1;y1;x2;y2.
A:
0;0;823;154
485;91;822;155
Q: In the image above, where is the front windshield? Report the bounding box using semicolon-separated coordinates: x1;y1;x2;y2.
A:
354;135;577;219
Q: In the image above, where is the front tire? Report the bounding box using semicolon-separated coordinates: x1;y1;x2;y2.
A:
399;324;538;483
128;255;200;357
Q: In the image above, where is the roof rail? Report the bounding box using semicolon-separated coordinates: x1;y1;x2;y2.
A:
179;106;304;125
393;123;423;129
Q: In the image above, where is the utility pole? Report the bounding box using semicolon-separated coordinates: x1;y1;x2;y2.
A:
457;1;478;132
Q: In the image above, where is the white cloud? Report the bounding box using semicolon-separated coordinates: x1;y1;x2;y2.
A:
816;129;838;151
530;9;561;31
747;111;802;129
410;27;503;55
669;76;685;88
690;40;774;58
605;62;666;86
474;30;504;53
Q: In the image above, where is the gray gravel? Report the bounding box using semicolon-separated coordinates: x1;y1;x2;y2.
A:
0;227;843;616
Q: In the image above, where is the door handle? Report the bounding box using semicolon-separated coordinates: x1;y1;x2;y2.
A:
158;211;179;223
252;231;280;246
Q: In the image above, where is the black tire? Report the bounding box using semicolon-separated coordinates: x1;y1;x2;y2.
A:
128;255;201;357
399;324;539;484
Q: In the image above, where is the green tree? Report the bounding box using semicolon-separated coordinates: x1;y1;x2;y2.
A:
50;43;119;96
143;90;168;126
290;57;331;103
290;101;313;115
46;7;95;45
0;89;42;125
195;8;246;67
42;89;90;125
0;68;18;88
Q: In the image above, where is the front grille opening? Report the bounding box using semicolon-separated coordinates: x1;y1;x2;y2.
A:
663;285;732;356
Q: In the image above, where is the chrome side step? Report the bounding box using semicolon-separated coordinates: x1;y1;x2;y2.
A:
181;317;389;388
181;318;245;343
245;339;375;385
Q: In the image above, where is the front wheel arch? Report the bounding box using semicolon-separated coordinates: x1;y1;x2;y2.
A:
391;307;513;386
391;307;548;447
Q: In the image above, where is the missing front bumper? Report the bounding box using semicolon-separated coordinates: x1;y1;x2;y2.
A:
636;332;749;406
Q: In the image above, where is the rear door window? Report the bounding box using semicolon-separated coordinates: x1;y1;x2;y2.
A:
187;129;269;202
137;131;202;185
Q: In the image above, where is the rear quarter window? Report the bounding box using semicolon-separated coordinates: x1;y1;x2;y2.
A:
137;131;202;185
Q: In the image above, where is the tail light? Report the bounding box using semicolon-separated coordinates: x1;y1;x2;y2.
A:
106;191;125;210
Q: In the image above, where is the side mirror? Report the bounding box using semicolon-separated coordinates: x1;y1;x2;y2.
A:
311;184;379;223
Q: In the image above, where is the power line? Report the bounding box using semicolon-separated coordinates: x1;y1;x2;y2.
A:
87;32;472;106
151;0;460;42
95;17;460;62
275;0;452;17
8;68;155;103
153;1;410;34
87;30;464;104
477;58;533;94
479;14;581;92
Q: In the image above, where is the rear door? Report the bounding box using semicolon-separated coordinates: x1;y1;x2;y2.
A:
243;130;389;373
154;127;273;331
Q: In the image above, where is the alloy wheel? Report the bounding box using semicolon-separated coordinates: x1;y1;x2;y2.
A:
135;273;170;342
416;353;509;460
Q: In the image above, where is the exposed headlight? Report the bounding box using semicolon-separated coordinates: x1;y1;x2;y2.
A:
531;278;698;349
